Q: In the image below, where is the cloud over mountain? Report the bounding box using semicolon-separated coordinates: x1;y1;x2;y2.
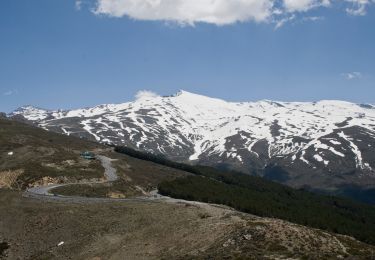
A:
135;90;160;101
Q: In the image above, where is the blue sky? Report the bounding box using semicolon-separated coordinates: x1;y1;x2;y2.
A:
0;0;374;112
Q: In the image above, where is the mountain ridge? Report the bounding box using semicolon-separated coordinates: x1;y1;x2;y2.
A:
11;90;374;119
9;90;375;201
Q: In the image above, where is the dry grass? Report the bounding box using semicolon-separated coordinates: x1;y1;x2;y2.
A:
0;169;23;189
1;190;374;259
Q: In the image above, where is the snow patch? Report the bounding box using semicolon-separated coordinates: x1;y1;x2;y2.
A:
300;151;310;165
338;131;371;170
330;140;341;145
314;154;329;166
81;120;101;141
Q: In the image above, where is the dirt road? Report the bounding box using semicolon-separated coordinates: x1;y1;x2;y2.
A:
22;155;225;207
96;155;118;182
22;155;137;203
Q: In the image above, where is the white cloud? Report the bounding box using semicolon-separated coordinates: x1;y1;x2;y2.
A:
93;0;275;25
3;90;18;96
3;91;13;96
135;90;160;100
283;0;330;12
342;72;363;80
87;0;374;26
275;14;295;29
345;0;374;16
274;14;323;29
302;16;325;21
75;0;82;10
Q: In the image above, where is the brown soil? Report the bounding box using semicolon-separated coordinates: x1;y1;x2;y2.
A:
0;190;374;260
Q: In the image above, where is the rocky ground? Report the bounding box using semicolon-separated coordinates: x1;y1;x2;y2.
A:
1;190;374;260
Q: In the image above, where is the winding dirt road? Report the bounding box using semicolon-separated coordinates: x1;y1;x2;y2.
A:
22;155;151;203
22;155;211;207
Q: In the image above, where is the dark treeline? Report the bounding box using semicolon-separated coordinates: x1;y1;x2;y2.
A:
115;146;375;245
114;146;200;174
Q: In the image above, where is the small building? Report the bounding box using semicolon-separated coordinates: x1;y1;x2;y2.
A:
80;151;96;160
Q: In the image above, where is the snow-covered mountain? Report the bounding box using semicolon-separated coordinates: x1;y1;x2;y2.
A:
10;90;375;195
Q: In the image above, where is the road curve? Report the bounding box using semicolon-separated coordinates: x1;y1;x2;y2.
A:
22;155;147;203
22;155;202;205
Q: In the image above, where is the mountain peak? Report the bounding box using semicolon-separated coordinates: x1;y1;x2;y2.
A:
172;90;227;104
11;105;50;121
12;105;50;114
173;90;199;97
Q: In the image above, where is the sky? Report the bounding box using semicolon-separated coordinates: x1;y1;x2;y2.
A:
0;0;374;112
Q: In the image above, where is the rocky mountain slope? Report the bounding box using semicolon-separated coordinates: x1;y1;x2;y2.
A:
10;90;375;199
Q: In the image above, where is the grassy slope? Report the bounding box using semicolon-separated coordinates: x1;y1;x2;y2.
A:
0;118;106;189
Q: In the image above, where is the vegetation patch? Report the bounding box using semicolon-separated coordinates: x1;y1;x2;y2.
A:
158;174;375;245
114;146;199;174
0;242;9;257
